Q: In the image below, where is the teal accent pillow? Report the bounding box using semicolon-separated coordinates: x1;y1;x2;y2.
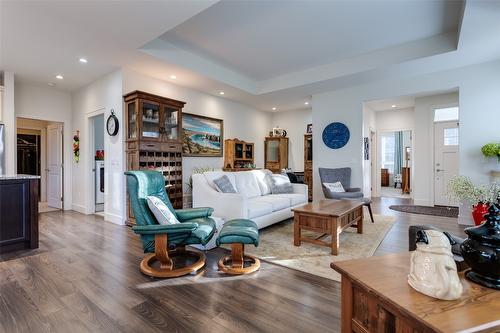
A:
213;175;237;193
146;195;180;225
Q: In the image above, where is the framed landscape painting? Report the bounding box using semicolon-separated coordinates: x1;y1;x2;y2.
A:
182;113;223;157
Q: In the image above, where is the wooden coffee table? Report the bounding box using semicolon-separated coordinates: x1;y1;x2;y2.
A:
292;199;363;255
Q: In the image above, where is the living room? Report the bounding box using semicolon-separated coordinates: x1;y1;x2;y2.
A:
1;1;500;332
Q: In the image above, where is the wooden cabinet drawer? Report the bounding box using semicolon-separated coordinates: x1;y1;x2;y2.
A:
140;142;160;151
161;142;182;152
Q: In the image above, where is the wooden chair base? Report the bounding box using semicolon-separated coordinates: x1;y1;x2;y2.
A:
139;234;206;278
218;243;260;275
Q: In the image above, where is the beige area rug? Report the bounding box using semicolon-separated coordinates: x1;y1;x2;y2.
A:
242;214;395;282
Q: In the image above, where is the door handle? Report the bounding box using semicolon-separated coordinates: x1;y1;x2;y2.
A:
436;169;445;172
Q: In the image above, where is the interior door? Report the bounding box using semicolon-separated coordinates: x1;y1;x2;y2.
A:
434;121;459;206
47;124;63;209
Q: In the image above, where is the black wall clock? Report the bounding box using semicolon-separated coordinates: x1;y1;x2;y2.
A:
322;122;350;149
106;109;119;136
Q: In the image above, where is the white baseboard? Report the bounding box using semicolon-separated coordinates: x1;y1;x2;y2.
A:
413;199;432;206
71;204;87;214
105;212;125;225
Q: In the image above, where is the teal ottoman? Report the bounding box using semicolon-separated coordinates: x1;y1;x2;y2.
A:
216;219;260;275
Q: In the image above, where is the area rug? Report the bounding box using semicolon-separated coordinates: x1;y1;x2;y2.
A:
389;204;458;218
239;214;395;282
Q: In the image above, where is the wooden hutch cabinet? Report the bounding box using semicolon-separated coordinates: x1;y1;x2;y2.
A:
124;91;185;225
304;134;313;201
265;137;288;173
223;139;255;171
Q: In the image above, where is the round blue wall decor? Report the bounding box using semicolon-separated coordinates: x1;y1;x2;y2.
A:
322;122;350;149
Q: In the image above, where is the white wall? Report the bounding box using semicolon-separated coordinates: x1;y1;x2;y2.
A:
14;81;73;210
413;92;458;206
271;109;312;171
312;59;500;227
122;68;272;194
72;70;124;224
93;114;105;152
2;72;16;175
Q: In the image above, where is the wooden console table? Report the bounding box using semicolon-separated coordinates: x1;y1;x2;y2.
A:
331;252;500;333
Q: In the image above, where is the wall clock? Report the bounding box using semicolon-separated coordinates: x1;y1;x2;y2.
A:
106;109;119;136
322;122;350;149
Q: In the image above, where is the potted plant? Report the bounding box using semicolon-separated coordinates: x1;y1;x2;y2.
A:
447;176;500;226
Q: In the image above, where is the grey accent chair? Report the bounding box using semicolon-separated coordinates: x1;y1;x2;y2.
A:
318;167;374;223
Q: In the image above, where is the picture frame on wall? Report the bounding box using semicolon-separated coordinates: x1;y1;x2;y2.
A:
364;137;369;160
182;113;223;157
306;123;312;134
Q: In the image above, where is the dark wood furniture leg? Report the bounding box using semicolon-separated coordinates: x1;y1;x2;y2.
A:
365;203;374;223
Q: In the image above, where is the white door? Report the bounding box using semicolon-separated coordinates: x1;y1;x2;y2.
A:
47;124;63;209
434;121;459;206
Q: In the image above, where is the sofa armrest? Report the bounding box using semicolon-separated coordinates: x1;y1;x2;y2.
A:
292;183;308;196
132;223;199;235
175;207;214;221
192;174;247;220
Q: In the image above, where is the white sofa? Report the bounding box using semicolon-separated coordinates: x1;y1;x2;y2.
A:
192;170;308;229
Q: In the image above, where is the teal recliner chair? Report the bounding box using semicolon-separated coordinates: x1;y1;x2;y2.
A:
125;170;216;278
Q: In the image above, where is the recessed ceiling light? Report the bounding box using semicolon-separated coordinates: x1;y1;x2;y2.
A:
79;58;88;63
304;101;309;105
170;75;177;79
272;107;277;111
48;82;56;86
219;91;225;95
56;75;63;80
391;104;396;108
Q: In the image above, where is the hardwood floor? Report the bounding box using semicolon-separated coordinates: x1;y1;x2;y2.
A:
0;197;466;333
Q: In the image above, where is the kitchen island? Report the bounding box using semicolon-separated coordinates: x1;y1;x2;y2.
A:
0;175;40;253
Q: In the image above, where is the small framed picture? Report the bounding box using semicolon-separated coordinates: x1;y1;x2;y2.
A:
306;123;312;134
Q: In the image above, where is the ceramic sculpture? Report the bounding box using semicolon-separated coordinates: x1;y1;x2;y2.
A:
408;229;463;300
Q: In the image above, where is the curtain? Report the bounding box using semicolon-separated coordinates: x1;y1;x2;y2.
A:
394;131;403;176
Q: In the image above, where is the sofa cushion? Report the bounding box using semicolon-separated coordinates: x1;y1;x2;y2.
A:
204;171;237;192
234;171;262;198
246;199;273;218
273;193;306;206
252;169;273;195
251;196;290;212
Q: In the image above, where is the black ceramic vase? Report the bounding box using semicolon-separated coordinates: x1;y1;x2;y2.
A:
460;203;500;290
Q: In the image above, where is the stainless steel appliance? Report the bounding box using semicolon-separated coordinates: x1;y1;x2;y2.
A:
0;123;5;175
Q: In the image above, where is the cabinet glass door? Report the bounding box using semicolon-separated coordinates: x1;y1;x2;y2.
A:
306;137;312;161
141;101;160;139
267;140;279;161
235;143;244;158
127;102;137;139
163;106;179;141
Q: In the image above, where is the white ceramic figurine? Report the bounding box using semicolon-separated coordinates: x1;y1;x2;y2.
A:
408;229;463;300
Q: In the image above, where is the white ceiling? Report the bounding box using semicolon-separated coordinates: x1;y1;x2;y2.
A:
2;0;500;113
365;96;415;112
160;0;462;80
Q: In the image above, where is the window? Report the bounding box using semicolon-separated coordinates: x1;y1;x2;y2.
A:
434;106;459;122
444;127;459;146
381;134;395;173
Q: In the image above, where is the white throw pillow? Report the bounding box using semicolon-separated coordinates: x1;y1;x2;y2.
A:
252;169;273;195
234;171;262;198
146;195;180;225
323;182;345;193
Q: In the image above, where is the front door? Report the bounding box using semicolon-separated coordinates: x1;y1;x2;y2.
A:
47;124;63;209
434;121;459;206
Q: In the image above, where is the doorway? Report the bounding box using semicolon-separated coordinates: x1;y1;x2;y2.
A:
17;118;63;212
90;113;105;216
433;106;459;206
379;130;412;199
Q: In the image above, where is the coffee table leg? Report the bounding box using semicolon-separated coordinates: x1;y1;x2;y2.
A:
358;206;364;234
294;213;301;246
331;217;339;255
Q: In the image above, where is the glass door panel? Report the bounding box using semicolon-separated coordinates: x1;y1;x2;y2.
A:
127;102;137;139
141;102;160;139
235;143;244;158
306;137;312;161
163;106;179;141
245;144;253;159
267;140;279;161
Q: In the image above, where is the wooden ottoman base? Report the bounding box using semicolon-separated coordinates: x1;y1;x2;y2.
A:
218;243;260;275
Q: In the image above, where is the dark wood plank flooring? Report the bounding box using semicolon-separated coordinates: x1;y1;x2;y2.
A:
0;197;466;333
